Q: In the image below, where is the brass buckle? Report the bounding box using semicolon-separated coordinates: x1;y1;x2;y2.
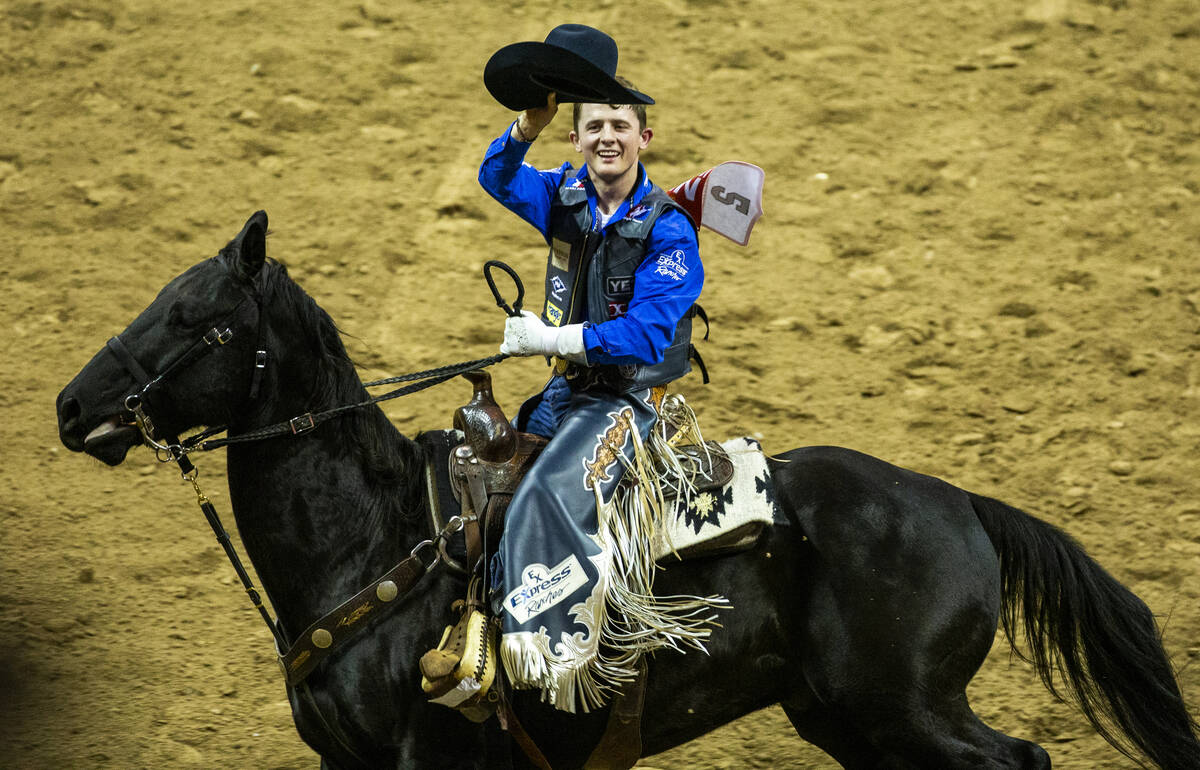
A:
289;413;316;434
204;327;234;345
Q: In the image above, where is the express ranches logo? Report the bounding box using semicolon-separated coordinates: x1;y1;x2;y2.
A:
654;250;689;281
503;555;589;624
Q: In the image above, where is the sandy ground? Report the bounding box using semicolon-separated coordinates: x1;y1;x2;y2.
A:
4;0;1199;767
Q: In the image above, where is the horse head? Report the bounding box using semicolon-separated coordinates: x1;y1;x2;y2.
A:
57;211;273;465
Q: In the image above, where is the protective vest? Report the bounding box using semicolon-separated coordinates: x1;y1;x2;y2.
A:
541;173;700;392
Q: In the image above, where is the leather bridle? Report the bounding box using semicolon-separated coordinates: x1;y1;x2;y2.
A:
104;287;267;458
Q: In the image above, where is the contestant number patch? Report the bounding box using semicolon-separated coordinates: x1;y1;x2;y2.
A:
551;239;571;271
504;555;589;624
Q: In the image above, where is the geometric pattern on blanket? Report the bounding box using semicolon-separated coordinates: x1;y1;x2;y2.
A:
655;436;776;562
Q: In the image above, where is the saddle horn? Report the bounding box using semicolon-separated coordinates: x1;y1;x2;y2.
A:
453;371;518;464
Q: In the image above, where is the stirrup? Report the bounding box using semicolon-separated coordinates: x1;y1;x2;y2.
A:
420;596;500;722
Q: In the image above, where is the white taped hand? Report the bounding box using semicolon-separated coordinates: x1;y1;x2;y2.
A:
500;310;587;363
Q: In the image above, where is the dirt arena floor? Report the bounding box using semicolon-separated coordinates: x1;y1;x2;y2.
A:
4;0;1199;767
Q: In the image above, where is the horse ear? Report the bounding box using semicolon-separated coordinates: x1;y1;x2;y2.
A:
230;210;269;280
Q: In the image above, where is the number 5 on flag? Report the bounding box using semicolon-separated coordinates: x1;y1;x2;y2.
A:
666;161;765;246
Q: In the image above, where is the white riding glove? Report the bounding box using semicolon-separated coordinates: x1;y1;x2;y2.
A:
500;310;588;364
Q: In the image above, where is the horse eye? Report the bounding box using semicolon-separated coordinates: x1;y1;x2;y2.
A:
167;301;203;328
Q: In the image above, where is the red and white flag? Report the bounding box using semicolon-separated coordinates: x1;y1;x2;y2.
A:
666;161;765;246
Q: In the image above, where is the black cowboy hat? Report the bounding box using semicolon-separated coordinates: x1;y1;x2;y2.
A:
484;24;654;112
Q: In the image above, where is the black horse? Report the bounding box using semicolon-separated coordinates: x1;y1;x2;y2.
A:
56;212;1199;769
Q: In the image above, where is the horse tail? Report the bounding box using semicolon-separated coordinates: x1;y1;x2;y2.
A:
969;492;1200;770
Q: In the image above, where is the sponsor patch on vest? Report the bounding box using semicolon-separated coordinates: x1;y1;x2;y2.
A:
605;275;634;298
608;302;629;318
624;203;651;222
654;249;690;281
550;275;567;301
546;302;563;326
503;555;590;624
551;238;571;271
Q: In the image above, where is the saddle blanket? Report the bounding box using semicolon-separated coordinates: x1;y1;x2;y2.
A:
655;437;778;562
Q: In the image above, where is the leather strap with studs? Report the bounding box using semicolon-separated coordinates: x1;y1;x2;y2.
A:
278;556;427;686
276;520;461;688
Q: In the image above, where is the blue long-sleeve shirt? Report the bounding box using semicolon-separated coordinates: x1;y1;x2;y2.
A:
479;124;703;366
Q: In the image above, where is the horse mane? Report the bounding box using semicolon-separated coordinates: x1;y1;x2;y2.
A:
247;256;424;524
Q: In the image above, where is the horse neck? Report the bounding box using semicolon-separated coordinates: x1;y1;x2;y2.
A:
222;288;428;635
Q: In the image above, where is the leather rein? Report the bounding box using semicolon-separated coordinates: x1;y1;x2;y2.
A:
103;275;508;685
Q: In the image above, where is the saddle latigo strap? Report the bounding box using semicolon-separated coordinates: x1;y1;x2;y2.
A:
449;434;546;577
583;657;649;770
278;554;428;686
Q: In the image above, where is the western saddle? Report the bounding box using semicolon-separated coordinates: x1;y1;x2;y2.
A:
419;370;733;770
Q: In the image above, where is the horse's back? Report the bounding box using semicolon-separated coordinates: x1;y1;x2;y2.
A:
770;445;999;565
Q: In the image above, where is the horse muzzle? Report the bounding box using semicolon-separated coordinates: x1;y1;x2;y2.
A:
56;347;145;465
56;388;141;465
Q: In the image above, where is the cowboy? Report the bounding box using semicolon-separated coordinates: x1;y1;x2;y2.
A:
477;24;714;712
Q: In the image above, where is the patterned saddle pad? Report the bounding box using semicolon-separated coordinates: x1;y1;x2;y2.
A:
655;437;778;561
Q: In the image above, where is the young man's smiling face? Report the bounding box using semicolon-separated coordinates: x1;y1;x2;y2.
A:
570;103;653;188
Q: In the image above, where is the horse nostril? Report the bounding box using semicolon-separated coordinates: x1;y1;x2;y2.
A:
59;396;81;432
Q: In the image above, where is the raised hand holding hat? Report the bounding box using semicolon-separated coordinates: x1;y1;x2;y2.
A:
512;92;558;143
485;24;653;112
